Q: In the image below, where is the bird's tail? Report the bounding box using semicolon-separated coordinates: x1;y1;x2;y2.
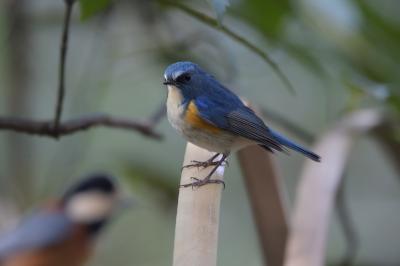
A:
270;129;321;162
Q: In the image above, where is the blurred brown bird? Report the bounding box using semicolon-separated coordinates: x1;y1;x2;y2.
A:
0;173;123;266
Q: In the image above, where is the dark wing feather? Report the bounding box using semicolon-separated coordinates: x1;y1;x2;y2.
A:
193;83;320;160
194;97;284;152
0;211;72;259
225;109;284;152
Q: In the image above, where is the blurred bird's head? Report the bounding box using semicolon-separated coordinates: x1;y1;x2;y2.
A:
61;173;120;234
163;61;215;99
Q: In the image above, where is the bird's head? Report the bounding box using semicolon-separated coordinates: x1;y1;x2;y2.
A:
163;61;213;98
61;173;120;234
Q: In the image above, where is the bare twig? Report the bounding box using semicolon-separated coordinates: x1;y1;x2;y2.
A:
0;114;162;139
0;0;164;141
159;0;295;94
54;0;75;135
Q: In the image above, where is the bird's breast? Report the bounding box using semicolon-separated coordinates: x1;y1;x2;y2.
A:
166;86;220;134
166;87;240;153
184;101;221;134
166;85;186;134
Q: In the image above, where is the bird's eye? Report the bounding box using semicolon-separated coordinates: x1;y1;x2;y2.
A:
176;74;191;83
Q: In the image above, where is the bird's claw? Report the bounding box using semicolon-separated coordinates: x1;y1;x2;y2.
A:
181;160;219;170
181;159;228;170
180;177;225;189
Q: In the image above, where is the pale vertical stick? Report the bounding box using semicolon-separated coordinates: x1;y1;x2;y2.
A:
284;110;382;266
238;146;289;266
173;143;225;266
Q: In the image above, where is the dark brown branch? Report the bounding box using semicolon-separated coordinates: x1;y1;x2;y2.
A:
0;114;162;139
335;174;359;266
0;0;165;142
54;0;75;135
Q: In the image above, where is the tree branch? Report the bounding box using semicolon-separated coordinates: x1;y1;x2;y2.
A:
54;0;75;135
0;0;165;141
0;114;162;139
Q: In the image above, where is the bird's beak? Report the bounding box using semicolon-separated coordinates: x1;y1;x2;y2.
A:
163;80;173;85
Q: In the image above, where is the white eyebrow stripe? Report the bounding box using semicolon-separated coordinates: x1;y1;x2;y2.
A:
172;70;184;80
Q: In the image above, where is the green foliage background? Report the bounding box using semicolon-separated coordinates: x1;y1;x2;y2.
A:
0;0;399;265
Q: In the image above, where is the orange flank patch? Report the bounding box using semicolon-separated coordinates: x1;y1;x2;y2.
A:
185;101;221;134
4;226;91;266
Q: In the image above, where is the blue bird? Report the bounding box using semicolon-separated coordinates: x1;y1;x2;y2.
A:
0;174;125;266
163;61;320;188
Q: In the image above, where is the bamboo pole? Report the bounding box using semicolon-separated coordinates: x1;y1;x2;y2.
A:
238;146;289;266
173;143;225;266
284;109;382;266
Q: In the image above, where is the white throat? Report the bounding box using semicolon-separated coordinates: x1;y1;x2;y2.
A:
65;191;116;223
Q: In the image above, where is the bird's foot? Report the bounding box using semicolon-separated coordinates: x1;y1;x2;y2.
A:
182;160;219;170
181;154;228;170
180;177;225;189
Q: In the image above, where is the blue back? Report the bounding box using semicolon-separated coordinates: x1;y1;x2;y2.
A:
0;210;72;259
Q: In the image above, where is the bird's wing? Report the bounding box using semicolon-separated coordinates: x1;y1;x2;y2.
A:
194;96;284;152
0;210;73;259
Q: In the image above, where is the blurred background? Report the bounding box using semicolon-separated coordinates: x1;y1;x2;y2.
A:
0;0;399;265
